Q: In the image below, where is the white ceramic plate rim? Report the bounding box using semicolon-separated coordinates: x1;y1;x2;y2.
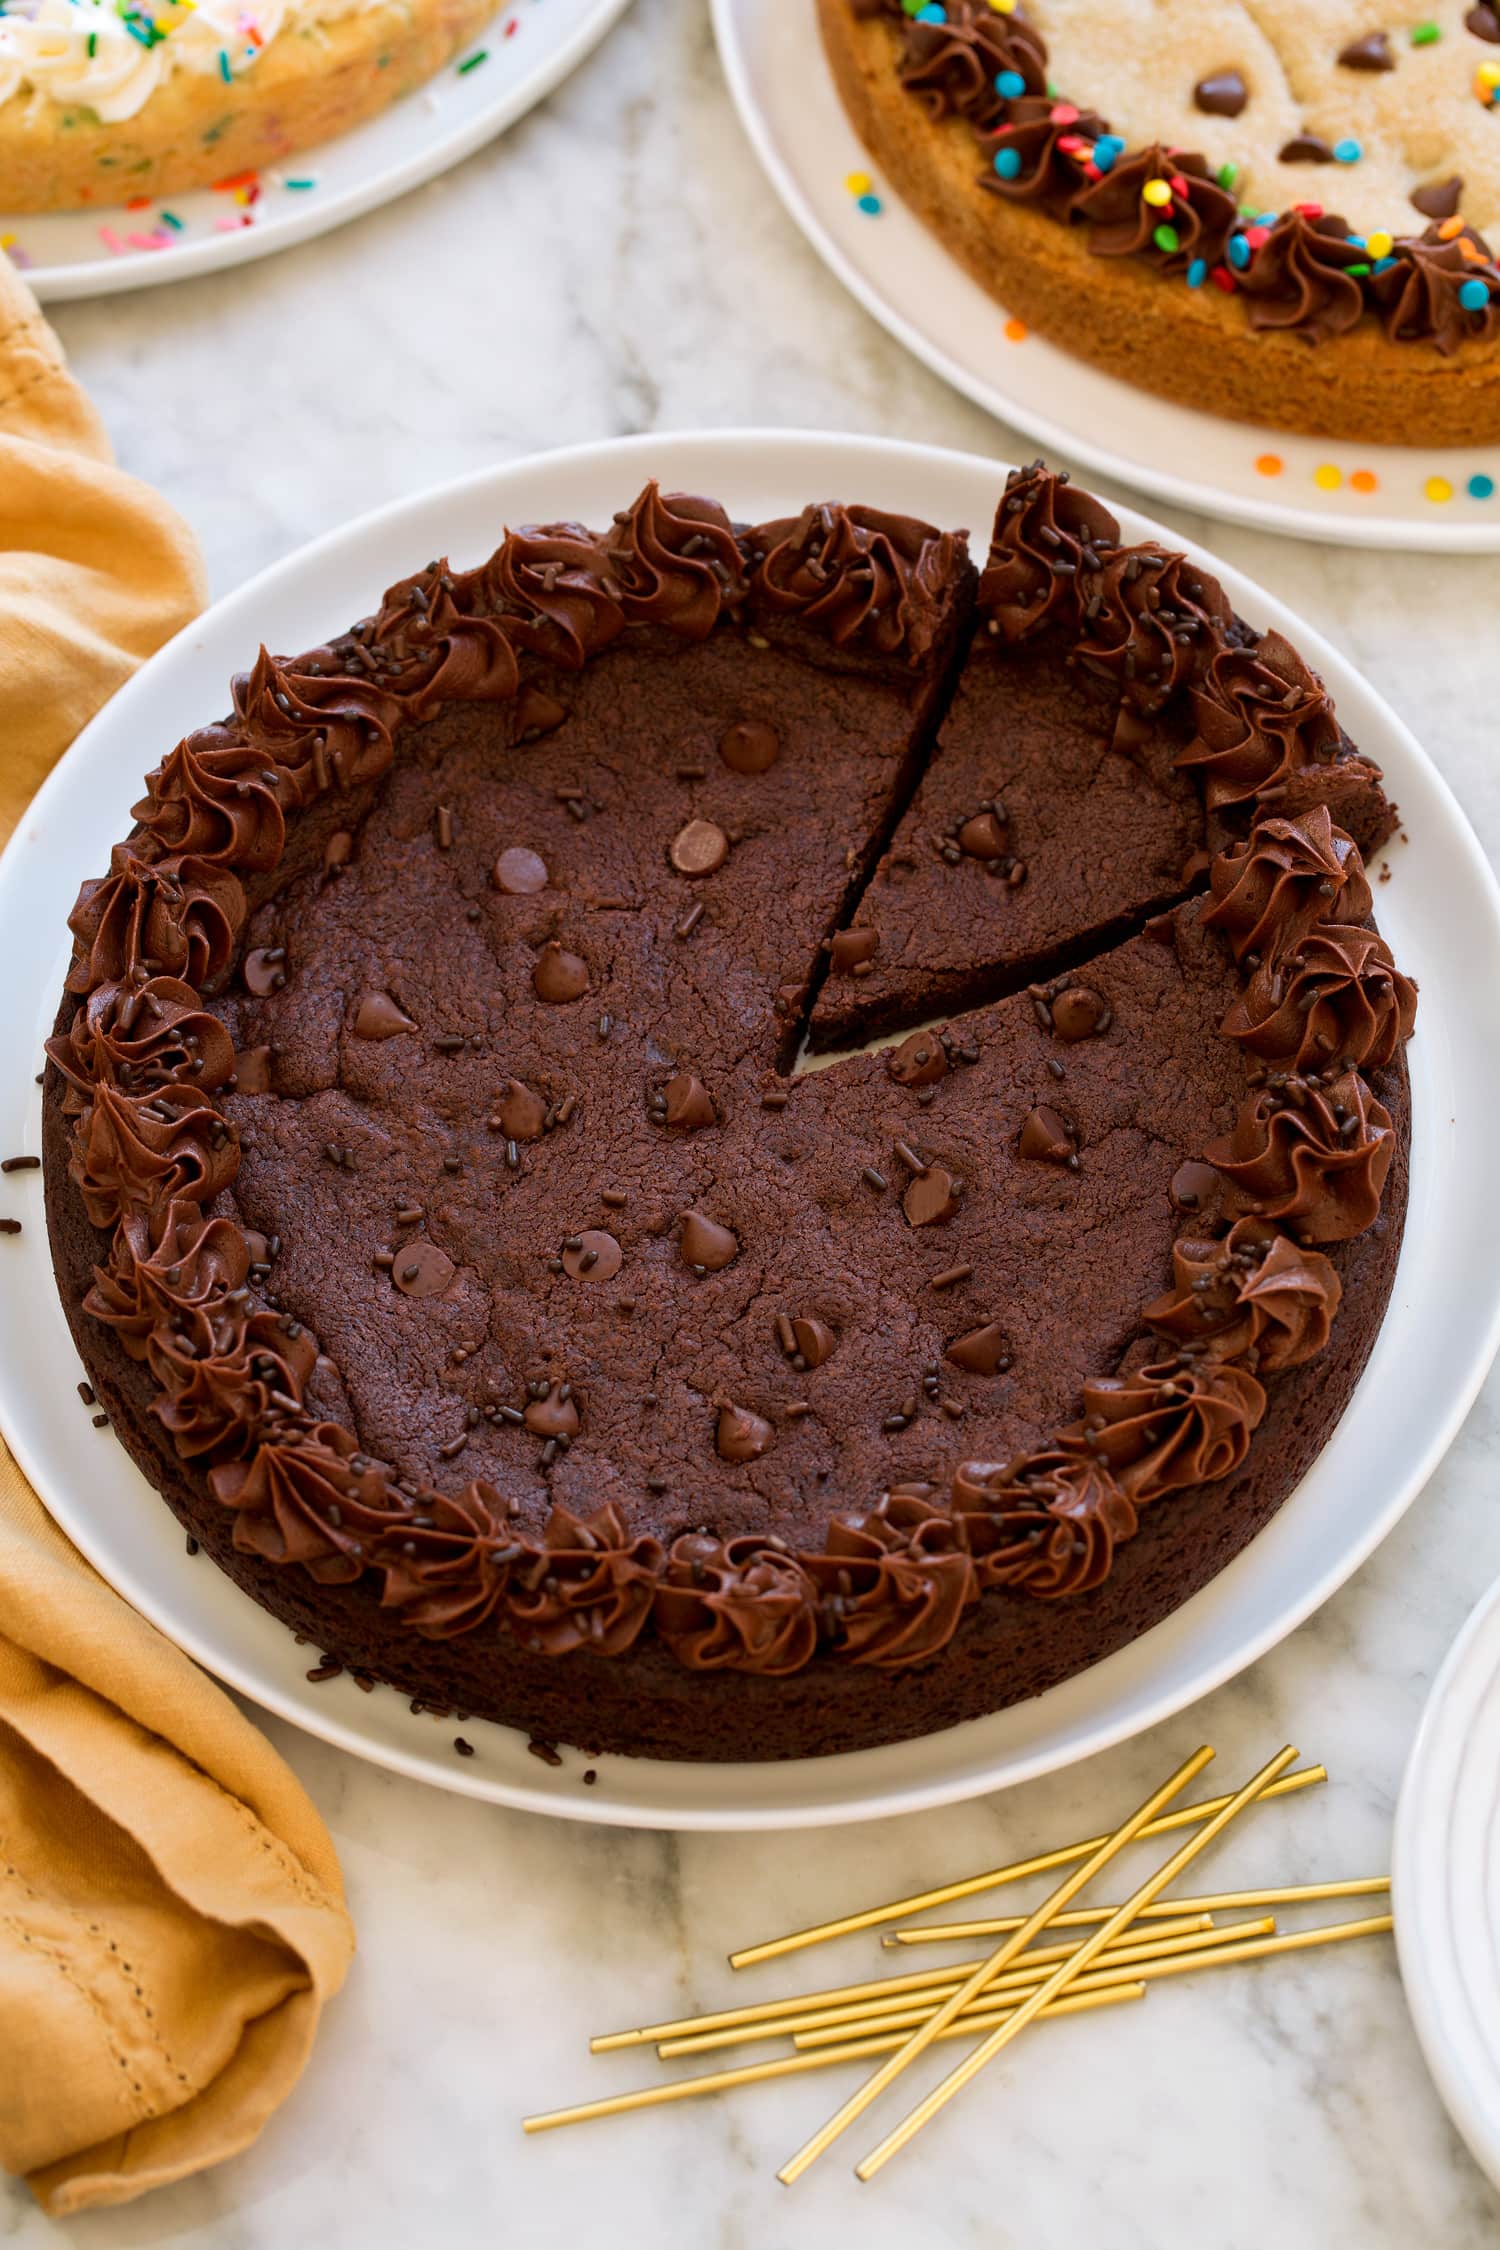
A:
20;0;631;302
710;0;1500;554
1394;1574;1500;2189
4;425;1498;1831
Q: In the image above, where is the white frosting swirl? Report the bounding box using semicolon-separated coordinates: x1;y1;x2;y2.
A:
0;0;340;121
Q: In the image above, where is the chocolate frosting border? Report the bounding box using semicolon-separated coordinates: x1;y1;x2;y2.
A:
46;468;1415;1682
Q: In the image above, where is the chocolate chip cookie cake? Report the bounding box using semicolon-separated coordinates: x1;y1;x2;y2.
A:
823;1;1500;443
43;464;1415;1762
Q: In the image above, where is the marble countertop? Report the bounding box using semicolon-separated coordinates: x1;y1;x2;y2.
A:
11;4;1500;2244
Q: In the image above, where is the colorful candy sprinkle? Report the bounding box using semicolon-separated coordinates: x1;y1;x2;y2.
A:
1313;464;1343;491
1254;454;1284;478
1459;277;1491;311
1469;473;1496;499
1141;178;1172;207
1350;470;1380;495
456;46;487;72
994;146;1022;179
1003;316;1027;342
1411;19;1441;43
994;68;1025;97
1425;476;1455;503
1333;138;1362;164
1093;134;1124;171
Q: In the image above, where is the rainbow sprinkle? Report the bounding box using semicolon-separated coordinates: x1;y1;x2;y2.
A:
845;169;882;216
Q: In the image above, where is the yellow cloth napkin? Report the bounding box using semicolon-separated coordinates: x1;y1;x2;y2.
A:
0;261;355;2217
0;256;205;798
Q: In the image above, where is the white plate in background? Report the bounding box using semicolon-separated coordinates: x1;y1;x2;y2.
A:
1395;1576;1500;2190
7;0;629;300
2;426;1496;1829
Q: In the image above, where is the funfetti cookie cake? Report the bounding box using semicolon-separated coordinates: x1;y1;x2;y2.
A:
0;0;497;210
822;0;1500;443
43;465;1416;1765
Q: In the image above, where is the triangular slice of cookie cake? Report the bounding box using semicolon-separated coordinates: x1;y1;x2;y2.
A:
809;464;1395;1050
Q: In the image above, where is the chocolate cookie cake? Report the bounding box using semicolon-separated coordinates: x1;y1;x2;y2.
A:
822;0;1500;444
42;464;1416;1764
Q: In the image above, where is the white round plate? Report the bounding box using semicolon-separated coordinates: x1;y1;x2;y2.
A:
713;0;1500;552
6;0;629;302
1394;1576;1500;2189
3;427;1497;1831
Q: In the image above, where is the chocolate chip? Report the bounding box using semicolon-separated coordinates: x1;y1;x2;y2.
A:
828;927;878;975
679;1211;739;1272
670;819;730;877
719;719;781;774
1338;29;1394;68
494;846;549;895
1170;1158;1222;1214
1279;132;1335;163
945;1322;1010;1375
1018;1105;1075;1164
1411;175;1464;220
392;1240;455;1298
661;1073;716;1129
515;685;568;737
903;1164;962;1228
244;946;287;996
957;810;1009;860
524;1382;580;1439
561;1229;622;1283
497;1079;547;1140
1050;985;1111;1041
887;1030;947;1089
1194;67;1249;114
532;943;589;1003
234;1045;272;1093
352;991;415;1040
716;1402;773;1462
791;1315;837;1368
1468;3;1500;39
